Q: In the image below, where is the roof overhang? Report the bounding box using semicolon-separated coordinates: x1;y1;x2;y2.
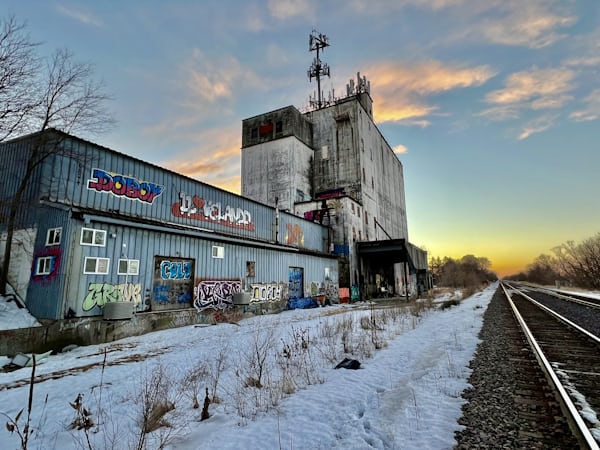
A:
356;239;428;272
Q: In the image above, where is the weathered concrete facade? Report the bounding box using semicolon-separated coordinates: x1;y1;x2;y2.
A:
242;106;314;211
241;75;428;299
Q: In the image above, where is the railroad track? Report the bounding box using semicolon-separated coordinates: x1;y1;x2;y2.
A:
501;281;600;449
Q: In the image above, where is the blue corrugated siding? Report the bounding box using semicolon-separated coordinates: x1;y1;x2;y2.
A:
64;215;338;317
2;131;337;319
25;205;72;319
38;135;329;253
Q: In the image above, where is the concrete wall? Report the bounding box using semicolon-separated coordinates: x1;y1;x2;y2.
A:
0;309;216;356
241;136;313;211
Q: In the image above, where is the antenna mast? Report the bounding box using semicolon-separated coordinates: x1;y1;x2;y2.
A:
307;30;330;109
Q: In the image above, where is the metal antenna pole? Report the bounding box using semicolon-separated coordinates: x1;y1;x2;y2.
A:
308;30;330;109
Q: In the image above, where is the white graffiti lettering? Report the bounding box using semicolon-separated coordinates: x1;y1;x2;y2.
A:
193;280;241;311
250;283;287;303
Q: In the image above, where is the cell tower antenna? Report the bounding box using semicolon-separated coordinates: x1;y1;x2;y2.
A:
307;29;330;109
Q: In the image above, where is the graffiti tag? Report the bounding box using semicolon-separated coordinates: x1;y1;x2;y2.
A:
87;168;164;204
285;224;304;247
160;260;192;280
83;282;142;311
250;283;287;303
154;285;192;304
193;280;241;311
171;192;255;231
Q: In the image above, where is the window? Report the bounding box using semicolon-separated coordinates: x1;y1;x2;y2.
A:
46;228;62;246
118;259;139;275
362;168;365;182
357;208;360;218
371;176;374;189
81;228;106;247
35;256;55;275
83;257;109;274
246;261;256;277
212;245;224;259
322;145;328;160
251;128;258;139
365;211;368;225
276;121;283;133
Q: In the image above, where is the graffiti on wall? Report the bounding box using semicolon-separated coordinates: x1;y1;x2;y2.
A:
171;192;255;231
160;260;192;280
153;257;194;307
285;224;304;247
194;280;242;311
87;168;164;204
82;282;142;311
249;282;287;303
154;285;192;304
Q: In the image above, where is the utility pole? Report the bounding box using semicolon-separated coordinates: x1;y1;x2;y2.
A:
307;30;330;109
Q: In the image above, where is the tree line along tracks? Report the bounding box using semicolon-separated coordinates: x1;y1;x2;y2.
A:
501;281;600;449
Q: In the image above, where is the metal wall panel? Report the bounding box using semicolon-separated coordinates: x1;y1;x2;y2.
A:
25;205;72;319
34;133;331;253
63;214;337;318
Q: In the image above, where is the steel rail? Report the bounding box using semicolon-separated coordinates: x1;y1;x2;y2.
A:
500;282;599;450
529;285;600;310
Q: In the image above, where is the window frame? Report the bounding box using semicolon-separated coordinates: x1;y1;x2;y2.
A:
212;245;224;259
80;228;107;247
35;256;54;275
45;227;62;246
117;258;140;275
83;257;110;275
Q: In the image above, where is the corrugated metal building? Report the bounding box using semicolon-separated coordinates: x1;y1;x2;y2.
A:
0;129;338;319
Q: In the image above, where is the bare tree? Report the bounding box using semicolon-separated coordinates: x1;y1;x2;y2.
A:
553;234;600;289
0;15;114;295
0;16;39;141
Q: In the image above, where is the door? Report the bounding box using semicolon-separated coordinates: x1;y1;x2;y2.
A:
288;267;303;299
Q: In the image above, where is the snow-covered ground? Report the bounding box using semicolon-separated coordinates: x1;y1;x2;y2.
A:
0;294;41;330
0;284;496;450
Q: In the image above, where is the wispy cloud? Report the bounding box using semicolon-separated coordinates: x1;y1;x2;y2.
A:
478;4;576;49
268;0;314;20
160;124;242;193
368;61;495;125
56;5;102;27
481;67;575;137
485;67;574;108
182;49;263;106
569;89;600;122
518;114;558;140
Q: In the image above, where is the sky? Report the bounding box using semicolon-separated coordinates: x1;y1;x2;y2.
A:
3;1;600;277
0;285;497;449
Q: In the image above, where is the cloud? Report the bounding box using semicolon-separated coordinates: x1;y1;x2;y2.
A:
367;61;495;125
478;4;576;49
393;144;408;154
182;49;263;106
569;89;600;122
347;0;468;14
160;124;243;193
268;0;314;20
56;5;103;27
485;67;574;108
564;56;600;67
518;114;557;140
